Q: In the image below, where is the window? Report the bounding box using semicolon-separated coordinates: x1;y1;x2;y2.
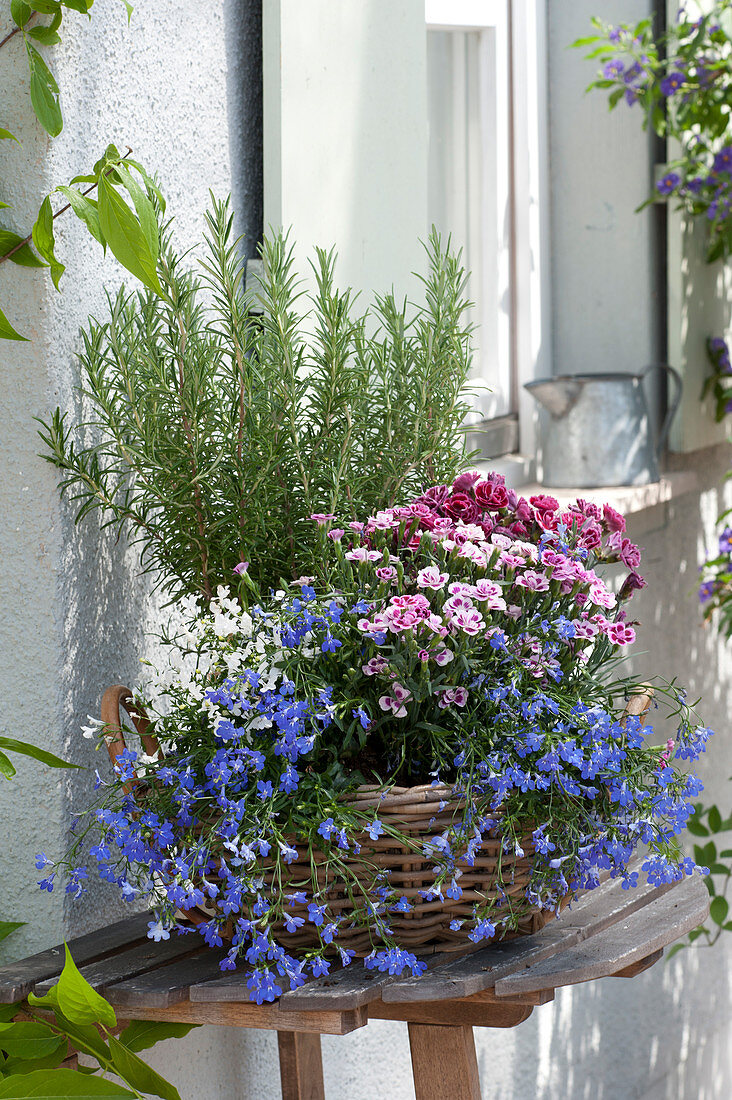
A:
426;0;550;462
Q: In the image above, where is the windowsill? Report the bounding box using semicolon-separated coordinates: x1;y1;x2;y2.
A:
472;456;699;517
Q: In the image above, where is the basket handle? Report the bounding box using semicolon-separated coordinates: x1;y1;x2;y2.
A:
101;684;160;796
620;686;654;725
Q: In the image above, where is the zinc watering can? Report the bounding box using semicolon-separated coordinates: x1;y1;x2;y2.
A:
524;364;682;488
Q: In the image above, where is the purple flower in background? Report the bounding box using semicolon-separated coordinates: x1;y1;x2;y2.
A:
713;147;732;173
660;70;685;96
719;527;732;555
657;172;681;196
699;580;718;603
233;561;249;576
603;60;625;79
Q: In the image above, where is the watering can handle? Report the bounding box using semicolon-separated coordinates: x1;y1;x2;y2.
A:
639;363;683;457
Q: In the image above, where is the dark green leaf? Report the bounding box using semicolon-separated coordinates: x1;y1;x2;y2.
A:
55;187;104;247
0;1022;66;1061
688;926;708;941
1;1042;68;1075
0;920;25;943
0;751;16;779
686;818;709;837
0;1069;136;1097
0;1004;21;1023
108;1035;181;1100
666;942;686;959
28;25;62;45
0;736;78;770
708;805;723;832
118;1020;196;1053
710;896;729;925
11;1;32;28
26;44;62;137
709;863;731;876
0;229;46;269
32;196;65;289
720;849;732;858
55;945;116;1029
113;163;159;260
26;1;62;12
97;175;161;293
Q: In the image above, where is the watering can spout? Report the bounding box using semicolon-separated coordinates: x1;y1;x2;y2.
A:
524;378;584;419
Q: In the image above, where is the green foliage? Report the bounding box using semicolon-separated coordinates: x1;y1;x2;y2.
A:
38;195;475;600
0;734;80;781
1;3;156;339
0;946;192;1096
575;4;732;262
668;797;732;958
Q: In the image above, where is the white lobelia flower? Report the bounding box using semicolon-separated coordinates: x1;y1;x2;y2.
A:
81;715;106;740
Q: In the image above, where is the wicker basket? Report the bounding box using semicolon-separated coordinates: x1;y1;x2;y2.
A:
101;685;652;955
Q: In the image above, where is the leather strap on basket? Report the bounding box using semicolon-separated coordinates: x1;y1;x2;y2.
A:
101;684;159;798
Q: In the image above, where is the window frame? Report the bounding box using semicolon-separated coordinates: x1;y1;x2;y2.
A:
426;0;551;467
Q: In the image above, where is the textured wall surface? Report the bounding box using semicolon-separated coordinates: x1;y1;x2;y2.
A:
2;2;731;1098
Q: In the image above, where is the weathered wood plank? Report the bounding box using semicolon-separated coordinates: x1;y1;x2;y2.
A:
97;997;369;1035
381;870;674;1004
408;1023;482;1100
278;1031;325;1100
376;997;535;1029
0;914;151;1003
33;934;203;997
106;949;229;1008
611;948;663;978
494;874;709;996
274;962;385;1013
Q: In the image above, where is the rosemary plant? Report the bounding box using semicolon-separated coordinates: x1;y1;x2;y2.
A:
38;197;475;600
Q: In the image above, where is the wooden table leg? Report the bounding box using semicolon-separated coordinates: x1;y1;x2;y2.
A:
277;1030;325;1100
408;1022;481;1100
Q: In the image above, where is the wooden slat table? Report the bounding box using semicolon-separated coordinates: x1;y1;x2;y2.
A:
0;873;709;1100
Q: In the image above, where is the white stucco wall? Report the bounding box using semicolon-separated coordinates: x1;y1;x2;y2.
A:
2;1;732;1098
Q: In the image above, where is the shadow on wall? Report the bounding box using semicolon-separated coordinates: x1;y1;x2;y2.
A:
57;375;154;935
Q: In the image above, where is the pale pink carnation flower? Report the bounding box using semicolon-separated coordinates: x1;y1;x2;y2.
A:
378;682;411;718
434;646;454;666
363;656;389;676
515;570;550;592
310;513;335;526
449;608;484;636
327;528;345;541
417;567;449;590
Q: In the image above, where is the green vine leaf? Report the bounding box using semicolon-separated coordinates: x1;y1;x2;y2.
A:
26;1;63;13
97;174;161;293
61;0;95;12
32;196;65;288
0;1022;67;1061
0;920;24;943
55;944;117;1029
0;304;29;341
0;735;79;770
108;1036;181;1100
28;24;62;46
0;228;45;268
25;43;63;136
0;129;20;142
55;186;103;246
117;1020;196;1054
0;1069;136;1097
10;0;32;28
